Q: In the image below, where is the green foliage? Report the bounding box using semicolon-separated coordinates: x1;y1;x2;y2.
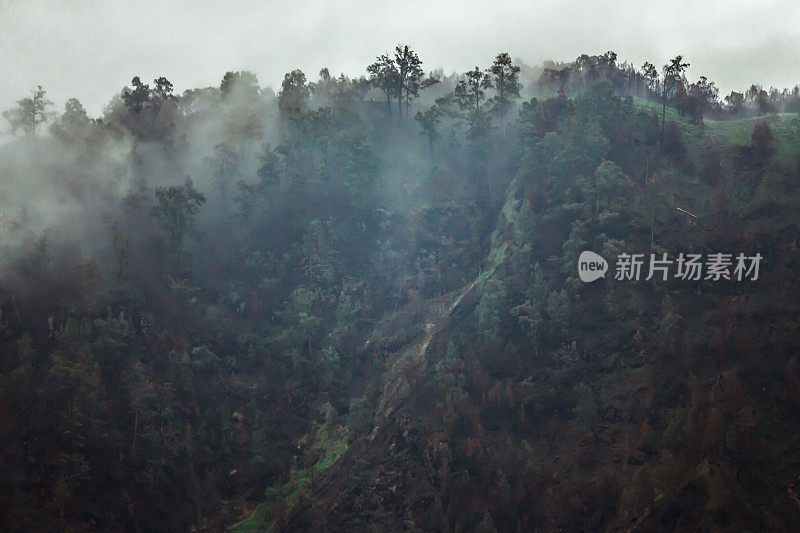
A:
414;104;442;153
279;69;310;115
511;263;545;344
5;49;800;533
149;177;206;255
476;277;507;349
334;126;378;204
487;52;522;120
274;288;322;363
335;294;358;333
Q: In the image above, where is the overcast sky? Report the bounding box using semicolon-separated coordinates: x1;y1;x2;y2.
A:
1;0;800;119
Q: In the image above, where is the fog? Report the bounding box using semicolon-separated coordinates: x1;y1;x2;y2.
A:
4;3;800;529
2;0;799;120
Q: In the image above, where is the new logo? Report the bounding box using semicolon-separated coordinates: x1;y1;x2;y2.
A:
578;251;608;282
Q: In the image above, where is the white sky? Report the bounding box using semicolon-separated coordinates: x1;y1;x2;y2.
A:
1;0;799;118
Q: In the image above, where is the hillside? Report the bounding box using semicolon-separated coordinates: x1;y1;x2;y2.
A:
232;89;800;530
1;53;800;531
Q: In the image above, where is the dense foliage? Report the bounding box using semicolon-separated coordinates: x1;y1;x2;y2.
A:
2;49;800;530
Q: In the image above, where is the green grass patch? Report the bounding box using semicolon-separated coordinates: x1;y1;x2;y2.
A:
230;422;349;531
632;96;800;167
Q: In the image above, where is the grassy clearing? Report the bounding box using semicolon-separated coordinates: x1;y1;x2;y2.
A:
632;97;800;166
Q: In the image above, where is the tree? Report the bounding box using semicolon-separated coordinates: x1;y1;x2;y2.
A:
3;85;55;139
150;177;206;256
334;126;378;208
151;76;174;101
235;143;281;222
683;76;719;123
455;67;493;113
641;62;659;96
539;66;572;94
724;91;745;114
745;84;771;114
367;54;398;118
220;71;260;101
50;98;92;141
598;50;618;78
455;67;495;196
255;143;281;192
546;289;570;334
203;143;240;199
455;66;494;142
122;77;151;114
110;220;130;281
476;277;506;349
278;70;310;118
393;44;424;121
118;76;178;141
274;288;322;368
487;52;522;125
661;55;690;130
511;262;545;354
310;70;370;109
297;219;337;290
414;104;442;155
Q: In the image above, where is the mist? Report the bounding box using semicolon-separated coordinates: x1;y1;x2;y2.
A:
3;5;800;531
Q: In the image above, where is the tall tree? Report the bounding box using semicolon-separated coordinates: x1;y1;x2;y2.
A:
661;55;690;130
641;62;659;96
455;67;494;196
487;52;522;126
414;104;442;155
455;66;493;139
393;45;424;121
367;54;398;118
455;67;493;113
3;86;55;140
150;177;206;260
279;70;310;118
122;77;151;114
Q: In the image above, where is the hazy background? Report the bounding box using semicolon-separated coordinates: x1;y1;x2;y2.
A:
1;0;799;119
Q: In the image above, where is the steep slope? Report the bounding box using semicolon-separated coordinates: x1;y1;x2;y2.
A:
236;93;800;531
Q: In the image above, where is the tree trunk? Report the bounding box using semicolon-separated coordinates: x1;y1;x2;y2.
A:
398;93;403;122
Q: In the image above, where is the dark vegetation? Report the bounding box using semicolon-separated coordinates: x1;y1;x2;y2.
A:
1;48;800;530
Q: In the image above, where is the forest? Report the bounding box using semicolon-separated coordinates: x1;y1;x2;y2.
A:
1;47;800;530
